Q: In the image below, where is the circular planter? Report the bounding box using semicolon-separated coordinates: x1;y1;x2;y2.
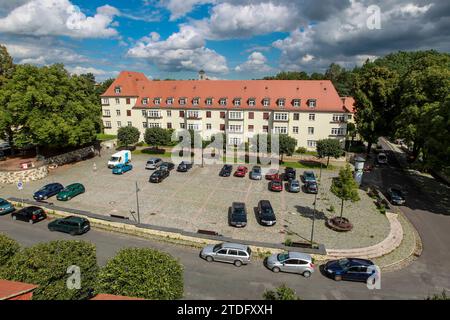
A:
326;217;353;232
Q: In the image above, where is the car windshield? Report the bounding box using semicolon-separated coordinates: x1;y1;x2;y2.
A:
338;258;351;268
277;253;289;262
110;156;120;161
37;186;50;192
233;207;246;215
253;167;261;173
291;181;299;187
273;181;281;186
0;199;7;205
213;244;223;252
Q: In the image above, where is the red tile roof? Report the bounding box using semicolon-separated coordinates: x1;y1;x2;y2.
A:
102;71;355;113
90;293;144;300
0;279;38;300
342;97;356;113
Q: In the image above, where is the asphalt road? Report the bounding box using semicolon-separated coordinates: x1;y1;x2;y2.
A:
1;139;448;300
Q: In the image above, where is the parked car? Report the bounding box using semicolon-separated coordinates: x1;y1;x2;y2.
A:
33;183;64;201
229;202;248;228
0;150;6;161
283;167;296;181
112;163;133;174
287;180;301;193
219;164;233;177
377;153;388;165
304;181;318;194
266;252;315;277
48;216;90;236
302;171;316;183
12;206;46;224
0;198;15;215
56;183;85;201
250;166;262;180
177;161;193;172
323;258;376;282
234;166;248;178
149;169;170;183
265;169;279;180
387;188;406;205
145;158;163;170
257;200;277;226
160;162;175;171
200;242;252;267
269;178;283;192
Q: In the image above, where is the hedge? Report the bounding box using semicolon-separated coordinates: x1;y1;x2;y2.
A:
0;234;20;267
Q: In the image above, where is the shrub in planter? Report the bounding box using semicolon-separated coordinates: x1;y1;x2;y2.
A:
97;248;183;300
284;238;293;247
0;240;98;300
0;234;20;267
263;284;301;300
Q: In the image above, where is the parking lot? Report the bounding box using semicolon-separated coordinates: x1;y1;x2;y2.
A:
1;153;390;249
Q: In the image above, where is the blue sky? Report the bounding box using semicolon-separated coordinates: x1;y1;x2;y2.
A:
0;0;448;81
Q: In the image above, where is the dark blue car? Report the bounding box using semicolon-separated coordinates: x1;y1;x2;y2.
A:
33;183;64;201
323;258;376;282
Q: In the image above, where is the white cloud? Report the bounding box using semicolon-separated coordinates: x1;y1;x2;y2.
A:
235;52;274;73
398;3;434;16
66;66;118;77
161;0;215;21
0;0;119;38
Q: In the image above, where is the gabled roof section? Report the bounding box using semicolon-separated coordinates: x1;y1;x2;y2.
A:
341;97;356;113
101;71;150;97
0;279;38;300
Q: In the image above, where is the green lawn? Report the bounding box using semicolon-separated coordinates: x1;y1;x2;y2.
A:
282;161;335;170
96;133;117;141
132;149;172;158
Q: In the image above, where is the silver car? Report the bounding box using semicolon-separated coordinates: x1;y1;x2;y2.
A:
266;252;315;277
287;180;301;193
145;158;162;170
250;166;262;180
200;243;252;267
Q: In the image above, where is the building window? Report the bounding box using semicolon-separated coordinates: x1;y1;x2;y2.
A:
293;113;299;121
126;98;131;105
274;127;288;134
116;110;121;116
263;125;269;133
104;121;111;128
263;99;270;107
308;127;315;135
307;140;317;148
180;123;185;129
142;110;147;117
127;121;132;127
278;99;285;107
331;128;346;136
220;124;225;131
206;98;213;105
179;98;186;105
249;112;254;119
117;121;121;127
248;125;254;132
142;98;148;105
206;111;211;118
187;111;200;119
309;114;316;121
167;98;173;105
293;126;299;134
127;110;131;117
103;109;111;117
167;122;172;129
229;111;243;120
293;99;300;107
149;123;161;128
234;98;241;107
333;114;346;122
219;98;227;106
115;87;121;94
148;110;160;118
347;114;353;120
229;137;242;145
220;112;226;119
206;123;212;130
143;122;148;129
263;112;270;120
248;99;256;107
308;99;317;108
228;125;242;133
102;98;109;105
179;110;185;118
115;98;120;104
154;98;161;105
193;97;200;106
274;113;288;121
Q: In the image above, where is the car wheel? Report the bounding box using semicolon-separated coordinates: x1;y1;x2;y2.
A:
206;256;214;262
28;219;34;224
43;196;48;200
234;260;243;267
334;275;342;281
67;197;71;201
12;216;17;221
303;271;312;278
272;267;280;273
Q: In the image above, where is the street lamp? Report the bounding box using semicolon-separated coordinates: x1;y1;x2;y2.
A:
135;181;141;224
354;156;366;186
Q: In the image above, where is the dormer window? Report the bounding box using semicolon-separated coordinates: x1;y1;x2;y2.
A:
293;99;301;107
278;99;286;107
193;97;200;106
115;86;121;94
219;98;227;106
263;98;270;107
167;97;173;105
142;98;148;105
248;98;256;107
308;99;317;108
206;98;213;106
234;98;241;107
154;98;161;105
179;98;187;105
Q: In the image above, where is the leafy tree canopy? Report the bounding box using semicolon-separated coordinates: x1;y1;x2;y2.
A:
117;126;140;147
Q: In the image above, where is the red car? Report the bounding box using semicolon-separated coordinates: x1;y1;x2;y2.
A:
234;166;248;177
269;179;283;192
265;169;279;180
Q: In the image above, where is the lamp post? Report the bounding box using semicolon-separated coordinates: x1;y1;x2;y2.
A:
135;181;141;224
354;156;366;186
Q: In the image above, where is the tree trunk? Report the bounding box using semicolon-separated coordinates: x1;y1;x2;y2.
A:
327;156;330;167
340;199;344;219
366;142;373;155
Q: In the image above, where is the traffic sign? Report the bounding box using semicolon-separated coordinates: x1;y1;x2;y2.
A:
17;180;23;190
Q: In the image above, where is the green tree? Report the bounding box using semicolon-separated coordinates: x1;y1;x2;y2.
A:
426;290;449;300
0;234;20;267
325;63;355;96
144;127;172;149
278;134;297;162
0;44;14;86
117;126;140;147
263;284;301;300
263;71;310;80
97;248;183;300
0;240;98;300
345;122;357;151
316;139;343;166
330;164;361;219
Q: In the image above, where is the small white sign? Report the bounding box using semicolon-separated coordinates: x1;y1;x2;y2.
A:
17;181;23;190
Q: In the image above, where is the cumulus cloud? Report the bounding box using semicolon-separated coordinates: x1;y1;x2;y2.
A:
235;52;274;73
0;0;119;38
159;0;216;20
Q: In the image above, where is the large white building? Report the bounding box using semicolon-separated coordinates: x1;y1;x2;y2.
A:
101;71;355;150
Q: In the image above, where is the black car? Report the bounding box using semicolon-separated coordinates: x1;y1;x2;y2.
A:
323;258;377;283
48;216;90;235
229;202;247;228
160;162;175;171
387;188;406;205
177;161;193;172
219;164;233;177
257;200;277;226
149;169;170;183
12;206;47;224
283;167;296;181
33;183;64;201
304;181;318;194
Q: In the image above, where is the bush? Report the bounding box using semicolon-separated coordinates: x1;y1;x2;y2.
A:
117;126;140;147
135;141;146;147
0;234;20;267
0;240;99;300
263;284;301;300
97;248;183;300
284;238;293;247
296;147;307;154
